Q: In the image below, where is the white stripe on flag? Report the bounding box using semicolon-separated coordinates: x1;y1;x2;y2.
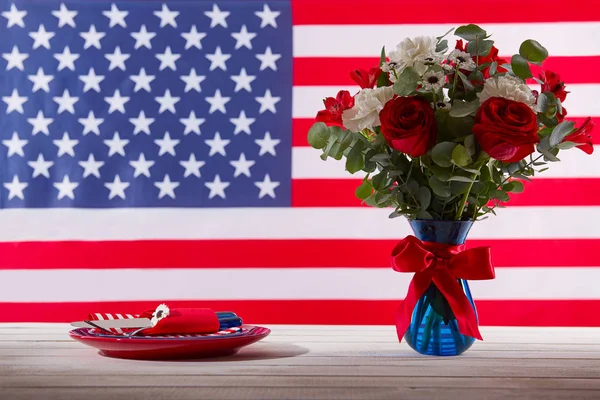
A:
292;85;600;119
293;22;600;57
292;146;600;179
0;268;598;301
0;207;596;240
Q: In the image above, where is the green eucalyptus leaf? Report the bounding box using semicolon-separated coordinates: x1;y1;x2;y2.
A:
549;121;575;147
429;164;452;181
454;24;487;41
519;39;549;63
457;71;475;90
451;144;472;167
447;175;477;183
418;186;432;210
490;190;510;202
503;180;525;193
510;55;533;79
372;171;388;190
540;148;561;162
355;181;372;200
450;180;472;194
464;134;477;157
417;210;434;220
307;122;330;149
393;66;420;96
449;100;480;118
431;142;458;167
436;39;448;53
488;61;498;76
345;141;365;173
428;176;452;197
466;39;493;56
556;141;578;150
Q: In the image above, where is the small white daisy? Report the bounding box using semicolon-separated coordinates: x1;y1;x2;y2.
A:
441;63;455;72
447;50;477;70
151;303;170;326
421;70;446;90
434;99;451;110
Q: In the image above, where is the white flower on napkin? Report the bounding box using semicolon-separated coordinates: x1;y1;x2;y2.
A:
151;304;170;326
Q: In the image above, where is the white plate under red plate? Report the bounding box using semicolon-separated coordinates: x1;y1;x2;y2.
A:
69;326;271;360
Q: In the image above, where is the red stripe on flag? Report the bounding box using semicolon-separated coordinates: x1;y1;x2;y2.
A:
292;0;600;25
4;300;600;326
1;239;600;269
292;178;600;207
293;56;600;86
292;118;600;147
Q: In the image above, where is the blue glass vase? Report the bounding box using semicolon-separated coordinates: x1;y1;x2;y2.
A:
403;219;477;356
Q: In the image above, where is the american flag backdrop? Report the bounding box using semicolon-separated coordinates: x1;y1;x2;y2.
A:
0;0;599;326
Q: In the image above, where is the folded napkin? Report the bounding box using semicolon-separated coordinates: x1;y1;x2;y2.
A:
88;304;221;336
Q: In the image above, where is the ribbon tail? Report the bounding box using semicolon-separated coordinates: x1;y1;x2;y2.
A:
395;271;433;342
433;272;483;341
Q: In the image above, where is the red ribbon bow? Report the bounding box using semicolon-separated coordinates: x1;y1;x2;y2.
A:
391;235;495;341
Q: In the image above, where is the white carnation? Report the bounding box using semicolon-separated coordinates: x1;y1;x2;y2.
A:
342;86;395;132
388;36;445;75
478;75;537;110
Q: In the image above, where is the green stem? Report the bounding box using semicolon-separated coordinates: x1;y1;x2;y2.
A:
450;65;460;104
454;164;483;221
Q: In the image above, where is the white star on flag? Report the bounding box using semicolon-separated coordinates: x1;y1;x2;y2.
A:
255;89;281;114
255;131;280;156
29;68;54;93
102;4;128;28
231;25;256;49
105;46;130;71
255;4;280;28
4;175;28;200
205;132;230;157
53;132;78;157
52;3;77;28
130;153;155;178
205;175;230;199
130;68;155;92
29;25;55;50
78;153;105;178
104;132;129;157
154;4;179;28
180;154;206;178
54;46;79;71
2;4;27;28
104;89;130;114
181;26;206;49
131;25;155;49
27;111;53;135
206;46;231;71
3;88;28;114
180;111;205;135
104;175;130;199
256;46;281;71
53;175;79;200
2;132;28;157
154;174;180;199
231;68;256;92
129;111;154;135
180;68;205;92
155;89;180;114
230;153;256;178
78;111;103;135
79;68;104;93
80;25;105;49
28;153;54;178
205;89;231;114
2;46;28;71
154;132;180;156
156;46;180;71
52;89;79;114
204;4;230;28
230;110;256;135
255;174;280;199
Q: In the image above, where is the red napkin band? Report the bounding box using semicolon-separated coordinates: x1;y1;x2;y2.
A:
139;308;220;335
391;235;495;341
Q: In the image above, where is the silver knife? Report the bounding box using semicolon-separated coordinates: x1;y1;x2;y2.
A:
71;318;153;329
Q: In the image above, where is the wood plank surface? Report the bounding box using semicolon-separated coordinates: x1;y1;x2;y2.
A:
1;324;599;400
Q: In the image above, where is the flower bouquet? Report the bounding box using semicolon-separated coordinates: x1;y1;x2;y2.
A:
307;24;594;356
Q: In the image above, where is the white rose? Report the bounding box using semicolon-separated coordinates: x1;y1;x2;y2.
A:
342;86;395;132
478;75;537;110
388;36;445;75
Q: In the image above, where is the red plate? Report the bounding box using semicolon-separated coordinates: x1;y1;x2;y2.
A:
69;325;271;360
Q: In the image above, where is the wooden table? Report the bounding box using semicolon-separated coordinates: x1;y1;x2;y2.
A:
1;324;600;400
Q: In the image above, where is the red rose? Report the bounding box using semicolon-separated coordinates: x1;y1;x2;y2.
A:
315;90;354;127
350;66;382;89
379;96;437;157
563;117;594;155
472;97;539;162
